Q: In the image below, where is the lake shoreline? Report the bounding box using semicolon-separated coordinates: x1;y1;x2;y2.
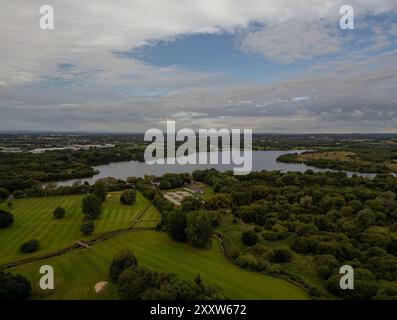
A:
55;150;396;187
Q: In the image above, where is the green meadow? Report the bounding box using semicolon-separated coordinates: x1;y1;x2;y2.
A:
1;192;309;300
9;231;309;300
0;192;159;265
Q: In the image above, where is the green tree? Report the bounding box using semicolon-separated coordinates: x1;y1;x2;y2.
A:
181;196;203;212
241;230;258;246
206;194;232;210
20;239;40;253
118;268;151;299
354;208;375;231
313;255;339;279
327;268;378;300
93;182;107;202
109;249;138;282
82;194;102;219
268;248;292;263
167;210;187;242
0;210;14;228
186;211;213;248
53;207;66;219
81;220;95;235
0;272;31;299
0;188;10;201
120;189;137;205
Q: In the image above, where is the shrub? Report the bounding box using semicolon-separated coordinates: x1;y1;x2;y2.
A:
109;249;138;282
12;190;25;199
390;222;397;232
267;248;292;263
53;207;66;219
374;282;397;300
20;239;40;253
120;189;137;205
235;255;259;269
313;255;339;279
326;268;378;300
81;220;95;235
205;194;232;210
242;230;258;246
262;231;279;241
0;188;10;201
181;196;203;212
0;210;14;228
0;272;31;299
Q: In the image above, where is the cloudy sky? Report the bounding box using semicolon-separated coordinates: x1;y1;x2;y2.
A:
1;0;397;133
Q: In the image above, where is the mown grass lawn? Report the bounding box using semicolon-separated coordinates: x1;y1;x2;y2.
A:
0;192;160;265
10;231;309;300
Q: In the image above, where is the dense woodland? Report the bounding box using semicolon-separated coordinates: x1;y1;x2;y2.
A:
0;146;144;192
137;169;397;299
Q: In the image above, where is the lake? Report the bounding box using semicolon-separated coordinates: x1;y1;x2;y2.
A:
57;150;386;186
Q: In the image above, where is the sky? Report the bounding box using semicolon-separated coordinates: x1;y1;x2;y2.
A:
0;0;397;133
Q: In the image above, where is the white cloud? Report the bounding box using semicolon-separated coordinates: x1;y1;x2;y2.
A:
240;21;343;63
293;96;310;102
1;1;397;132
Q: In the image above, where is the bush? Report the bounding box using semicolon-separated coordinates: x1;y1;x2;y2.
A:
186;211;213;248
82;194;102;219
242;230;258;246
181;196;203;212
326;268;378;300
12;190;26;199
81;220;95;235
390;222;397;232
20;239;40;253
0;272;31;299
205;194;232;210
262;231;279;241
374;282;397;300
268;248;292;263
109;249;138;282
53;207;66;219
167;210;187;242
313;255;339;279
120;189;137;205
0;188;10;201
0;210;14;228
235;255;261;270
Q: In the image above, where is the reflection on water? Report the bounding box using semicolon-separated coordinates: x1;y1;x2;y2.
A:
57;150;383;186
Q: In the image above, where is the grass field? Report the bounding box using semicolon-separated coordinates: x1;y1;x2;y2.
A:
296;151;356;162
2;192;310;300
0;192;160;265
9;231;309;300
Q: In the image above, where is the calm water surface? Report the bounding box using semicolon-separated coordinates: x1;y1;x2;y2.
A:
57;150;388;186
